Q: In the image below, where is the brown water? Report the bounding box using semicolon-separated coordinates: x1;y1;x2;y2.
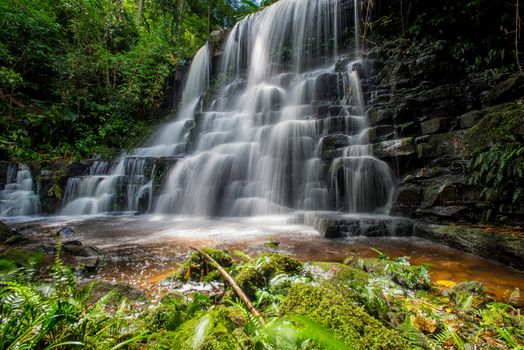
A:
10;215;524;305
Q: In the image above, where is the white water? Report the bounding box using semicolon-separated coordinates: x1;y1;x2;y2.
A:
60;45;211;215
0;163;41;217
57;0;394;218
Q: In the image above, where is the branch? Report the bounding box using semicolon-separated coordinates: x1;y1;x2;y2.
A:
190;247;265;324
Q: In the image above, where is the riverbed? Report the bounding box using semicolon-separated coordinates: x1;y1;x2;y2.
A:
7;214;524;305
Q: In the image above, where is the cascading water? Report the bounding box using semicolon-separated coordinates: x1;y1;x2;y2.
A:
59;0;394;218
59;44;210;215
0;163;41;217
155;0;393;216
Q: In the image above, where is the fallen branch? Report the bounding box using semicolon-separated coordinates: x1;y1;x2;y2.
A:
190;247;265;324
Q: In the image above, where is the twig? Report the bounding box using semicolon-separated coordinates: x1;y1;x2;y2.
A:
190;247;266;324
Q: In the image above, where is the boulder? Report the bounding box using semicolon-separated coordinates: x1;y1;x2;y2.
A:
484;74;524;106
372;137;415;159
0;220;15;242
415;224;524;270
416;131;466;159
367;125;395;143
304;213;414;238
389;183;424;217
320;134;351;161
315;73;339;101
420;117;451;135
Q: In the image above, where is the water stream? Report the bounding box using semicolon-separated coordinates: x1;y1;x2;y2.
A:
0;163;40;217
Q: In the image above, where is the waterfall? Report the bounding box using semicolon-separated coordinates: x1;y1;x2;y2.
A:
59;0;394;218
59;45;211;215
0;163;41;217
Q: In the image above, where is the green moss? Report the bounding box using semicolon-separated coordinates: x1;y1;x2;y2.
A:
0;258;17;273
235;253;305;298
312;261;370;286
0;220;14;242
0;248;44;267
465;100;524;155
172;249;233;282
279;283;409;349
345;257;431;290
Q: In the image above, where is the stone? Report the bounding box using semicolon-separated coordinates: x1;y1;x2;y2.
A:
368;108;395;125
320;134;351;157
414;224;524;270
315;73;339;101
458;110;483;129
416;131;466;159
389;183;424;217
419;174;464;209
316;104;330;117
372;137;415;159
484;74;524;106
367;125;395;143
56;227;75;238
75;256;99;272
0;220;15;242
420;117;451;135
304;213;414;238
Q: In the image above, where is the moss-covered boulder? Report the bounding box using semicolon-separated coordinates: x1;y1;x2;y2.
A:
173;248;233;282
0;220;15;243
279;283;408;349
235;253;304;299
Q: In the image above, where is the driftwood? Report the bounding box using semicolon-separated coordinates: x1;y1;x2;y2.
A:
190;247;265;324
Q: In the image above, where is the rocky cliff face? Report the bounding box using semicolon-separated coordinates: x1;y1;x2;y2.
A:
362;39;524;224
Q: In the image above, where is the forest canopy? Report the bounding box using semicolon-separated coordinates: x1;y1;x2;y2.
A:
0;0;271;161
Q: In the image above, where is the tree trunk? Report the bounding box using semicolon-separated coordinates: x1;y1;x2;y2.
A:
115;0;123;21
137;0;143;26
190;247;265;324
175;0;184;34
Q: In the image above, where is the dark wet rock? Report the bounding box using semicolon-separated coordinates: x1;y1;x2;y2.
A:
304;213;414;238
368;107;395;125
389;184;424;217
420;117;451;135
316;104;330;117
75;256;100;272
416;131;466;159
415;224;524;270
0;220;15;242
4;234;31;245
368;125;395;143
458;110;484;129
484;74;524;106
418;174;465;209
372;137;415;159
56;227;75;238
315;73;339;101
320;134;351;161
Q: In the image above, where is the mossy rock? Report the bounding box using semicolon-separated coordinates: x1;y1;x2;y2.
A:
235;253;304;298
0;221;15;242
465;100;524;155
0;258;17;273
311;261;370;286
279;283;409;349
78;280;147;306
173;248;233;282
0;248;44;267
345;257;431;290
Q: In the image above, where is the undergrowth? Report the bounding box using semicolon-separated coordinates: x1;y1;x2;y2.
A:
0;247;522;349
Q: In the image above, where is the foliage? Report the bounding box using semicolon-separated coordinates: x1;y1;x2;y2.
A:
466;100;524;221
1;247;523;349
0;0;255;161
